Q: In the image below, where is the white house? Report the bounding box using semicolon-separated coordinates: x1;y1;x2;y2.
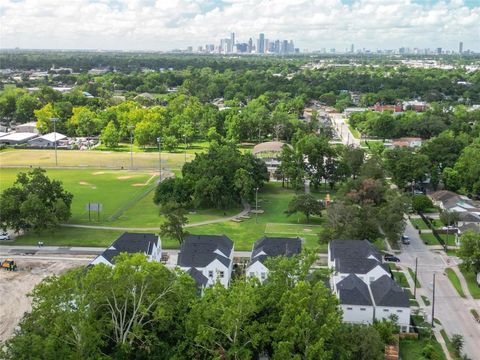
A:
246;236;302;283
177;235;234;290
335;274;375;324
28;132;67;148
370;275;411;332
328;240;411;332
328;240;390;287
90;232;162;266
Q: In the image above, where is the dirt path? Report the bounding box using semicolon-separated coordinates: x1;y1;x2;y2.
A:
0;258;89;342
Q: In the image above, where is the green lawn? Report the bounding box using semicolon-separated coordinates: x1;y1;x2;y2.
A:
420;233;441;245
459;267;480;299
186;182;328;251
445;268;465;298
400;338;446;360
392;271;410;288
408;267;421;288
421;295;431;306
345;120;361;139
410;218;429;230
0;168;158;224
1;180;329;251
0;149;192;170
410;299;419;307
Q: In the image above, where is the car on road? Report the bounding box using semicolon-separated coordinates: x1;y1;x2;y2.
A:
384;254;400;262
441;226;457;231
0;232;11;241
401;235;410;245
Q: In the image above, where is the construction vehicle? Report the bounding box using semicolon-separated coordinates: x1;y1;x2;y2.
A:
1;258;17;271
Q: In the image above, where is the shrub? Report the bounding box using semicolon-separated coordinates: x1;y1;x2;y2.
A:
412;195;433;213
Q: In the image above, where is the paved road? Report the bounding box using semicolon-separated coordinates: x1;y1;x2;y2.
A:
399;219;480;359
329;113;360;147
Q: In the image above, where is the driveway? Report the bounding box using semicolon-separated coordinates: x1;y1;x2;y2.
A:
399;219;480;359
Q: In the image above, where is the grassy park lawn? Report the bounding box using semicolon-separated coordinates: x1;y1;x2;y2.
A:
187;182;328;251
408;267;421;288
0;168;159;224
445;268;465;298
410;218;429;230
459;267;480;299
0;149;192;170
420;233;441;245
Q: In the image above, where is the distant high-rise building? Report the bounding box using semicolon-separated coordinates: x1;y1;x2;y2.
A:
231;32;235;48
351;44;354;53
265;39;269;53
281;40;288;54
273;40;279;53
436;47;442;55
258;33;265;54
288;40;294;54
459;41;463;54
248;38;253;53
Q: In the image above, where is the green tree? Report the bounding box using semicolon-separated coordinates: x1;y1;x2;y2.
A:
34;103;57;134
440;210;460;226
412;194;433;213
2;254;196;359
0;168;73;233
384;148;430;190
442;167;462;192
154;177;192;207
458;231;480;273
454;141;480;196
184;280;262;359
285;194;324;223
100;120;120;148
160;202;189;244
15;93;42;122
451;334;464;356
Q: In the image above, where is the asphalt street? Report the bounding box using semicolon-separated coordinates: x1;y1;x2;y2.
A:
400;219;480;359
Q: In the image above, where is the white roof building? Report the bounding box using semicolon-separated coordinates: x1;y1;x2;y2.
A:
0;132;38;145
28;132;67;147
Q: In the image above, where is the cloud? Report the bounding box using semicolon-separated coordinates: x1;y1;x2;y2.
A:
0;0;479;51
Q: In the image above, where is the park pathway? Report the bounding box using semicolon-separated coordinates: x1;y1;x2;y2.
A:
60;202;252;231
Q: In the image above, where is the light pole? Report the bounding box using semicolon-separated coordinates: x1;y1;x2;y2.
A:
255;187;259;223
128;125;134;169
50;118;59;166
157;137;161;182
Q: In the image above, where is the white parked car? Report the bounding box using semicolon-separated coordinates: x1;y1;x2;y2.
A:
0;232;11;241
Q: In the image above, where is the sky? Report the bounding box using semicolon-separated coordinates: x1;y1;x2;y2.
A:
0;0;479;52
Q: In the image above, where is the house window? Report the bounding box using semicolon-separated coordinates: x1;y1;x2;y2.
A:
261;272;266;280
360;308;366;311
219;271;224;278
369;277;375;282
397;310;403;313
249;272;254;277
383;309;389;312
208;271;213;278
346;307;353;310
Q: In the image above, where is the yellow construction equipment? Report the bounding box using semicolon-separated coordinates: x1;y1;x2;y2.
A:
1;258;17;271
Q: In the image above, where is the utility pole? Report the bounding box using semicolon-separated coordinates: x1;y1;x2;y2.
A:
128;125;134;169
50;118;59;166
157;137;161;182
255;187;259;223
414;257;418;297
431;273;436;327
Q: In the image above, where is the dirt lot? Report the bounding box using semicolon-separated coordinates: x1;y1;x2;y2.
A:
0;258;89;342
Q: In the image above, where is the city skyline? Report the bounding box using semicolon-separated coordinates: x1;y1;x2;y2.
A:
1;0;479;52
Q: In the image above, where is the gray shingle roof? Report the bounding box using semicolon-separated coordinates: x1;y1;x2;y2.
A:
337;274;373;306
186;267;208;287
371;275;410;308
330;240;388;274
250;236;302;265
329;240;381;262
177;235;233;268
100;232;159;264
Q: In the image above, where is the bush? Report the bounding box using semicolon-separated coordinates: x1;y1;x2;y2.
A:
412;195;433;213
